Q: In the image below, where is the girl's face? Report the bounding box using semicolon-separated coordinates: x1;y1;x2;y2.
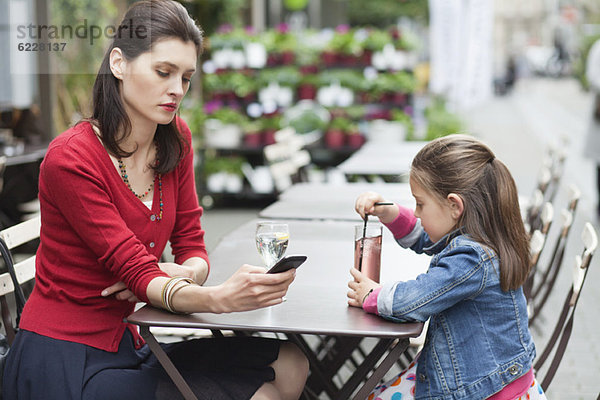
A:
409;178;461;243
113;38;197;128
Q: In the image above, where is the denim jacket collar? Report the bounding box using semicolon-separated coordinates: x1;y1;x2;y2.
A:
422;228;463;255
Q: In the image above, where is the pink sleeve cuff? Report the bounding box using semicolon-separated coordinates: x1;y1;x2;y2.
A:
362;287;382;315
383;204;417;239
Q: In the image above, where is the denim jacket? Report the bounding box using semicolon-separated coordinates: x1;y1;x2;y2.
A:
376;221;536;400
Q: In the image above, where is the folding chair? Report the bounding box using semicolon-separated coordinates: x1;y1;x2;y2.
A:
543;146;567;206
0;214;41;343
528;209;573;325
529;184;580;324
524;229;547;305
264;127;311;192
524;203;553;302
533;222;598;391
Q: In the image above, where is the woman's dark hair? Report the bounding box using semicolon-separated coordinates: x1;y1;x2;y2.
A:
410;134;531;291
92;0;203;174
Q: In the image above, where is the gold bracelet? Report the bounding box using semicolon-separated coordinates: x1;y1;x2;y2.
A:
165;277;194;313
160;277;177;310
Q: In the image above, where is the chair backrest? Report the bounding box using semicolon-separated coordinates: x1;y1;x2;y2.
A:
264;127;311;192
0;214;41;344
544;147;567;205
529;208;574;324
534;222;597;391
539;202;554;236
524;189;544;234
524;229;546;304
566;184;581;214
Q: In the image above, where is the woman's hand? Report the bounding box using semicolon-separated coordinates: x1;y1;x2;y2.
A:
158;262;196;281
212;264;296;313
101;281;139;302
347;267;381;308
355;191;398;223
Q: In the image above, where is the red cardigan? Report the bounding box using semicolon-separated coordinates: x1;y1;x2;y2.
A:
19;118;209;352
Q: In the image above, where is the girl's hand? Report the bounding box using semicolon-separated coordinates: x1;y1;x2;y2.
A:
355;192;398;223
347;267;381;308
213;264;296;313
101;281;139;302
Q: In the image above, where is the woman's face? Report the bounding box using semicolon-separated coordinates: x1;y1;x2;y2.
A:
409;178;459;243
113;38;197;127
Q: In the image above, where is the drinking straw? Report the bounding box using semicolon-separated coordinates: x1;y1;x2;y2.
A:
358;214;368;272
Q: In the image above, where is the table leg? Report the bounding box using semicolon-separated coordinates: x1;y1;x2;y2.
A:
351;338;410;400
139;326;199;400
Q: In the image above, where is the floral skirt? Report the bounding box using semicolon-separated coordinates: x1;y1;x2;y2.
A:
367;358;548;400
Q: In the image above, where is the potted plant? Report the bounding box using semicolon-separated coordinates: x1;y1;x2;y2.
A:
345;121;365;149
390;109;415;140
325;116;349;149
230;71;257;103
297;74;319;100
243;120;263;148
203;155;245;193
363;29;390;66
204;108;247;148
424;97;464;140
261;114;282;145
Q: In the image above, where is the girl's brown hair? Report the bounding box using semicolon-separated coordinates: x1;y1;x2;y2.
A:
410;134;531;291
91;0;203;174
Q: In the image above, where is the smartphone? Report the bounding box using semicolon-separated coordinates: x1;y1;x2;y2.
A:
267;255;307;274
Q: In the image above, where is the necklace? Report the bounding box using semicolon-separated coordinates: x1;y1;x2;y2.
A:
117;159;154;199
117;156;163;221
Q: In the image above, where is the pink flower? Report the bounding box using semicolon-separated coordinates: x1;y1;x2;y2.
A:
216;24;233;34
276;23;289;33
336;24;350;33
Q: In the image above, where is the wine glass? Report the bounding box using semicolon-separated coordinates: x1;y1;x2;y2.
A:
255;222;289;268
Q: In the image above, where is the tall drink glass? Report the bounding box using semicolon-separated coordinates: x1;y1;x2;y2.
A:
255;222;289;268
354;224;382;283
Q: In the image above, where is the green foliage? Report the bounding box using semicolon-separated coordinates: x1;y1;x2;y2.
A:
209;29;247;51
329;116;351;132
50;0;119;133
573;34;600;91
260;29;298;53
318;69;364;91
326;29;362;56
185;0;247;37
424;98;463;141
261;115;282;131
363;30;392;52
180;100;206;145
347;0;429;27
287;110;328;134
208;108;248;125
390;109;415;139
203;155;245;176
257;67;302;88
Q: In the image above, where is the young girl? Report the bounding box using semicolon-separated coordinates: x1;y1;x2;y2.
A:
3;1;308;399
348;135;547;400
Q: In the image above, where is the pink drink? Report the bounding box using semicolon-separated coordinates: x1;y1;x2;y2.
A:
354;234;382;283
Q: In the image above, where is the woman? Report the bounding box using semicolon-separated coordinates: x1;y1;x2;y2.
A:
3;1;308;399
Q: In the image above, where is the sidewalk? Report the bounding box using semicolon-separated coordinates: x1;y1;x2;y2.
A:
463;77;600;400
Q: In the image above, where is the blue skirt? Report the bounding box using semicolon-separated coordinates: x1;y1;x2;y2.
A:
3;329;280;400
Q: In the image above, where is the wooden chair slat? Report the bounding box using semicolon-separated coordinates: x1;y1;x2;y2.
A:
0;215;41;250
